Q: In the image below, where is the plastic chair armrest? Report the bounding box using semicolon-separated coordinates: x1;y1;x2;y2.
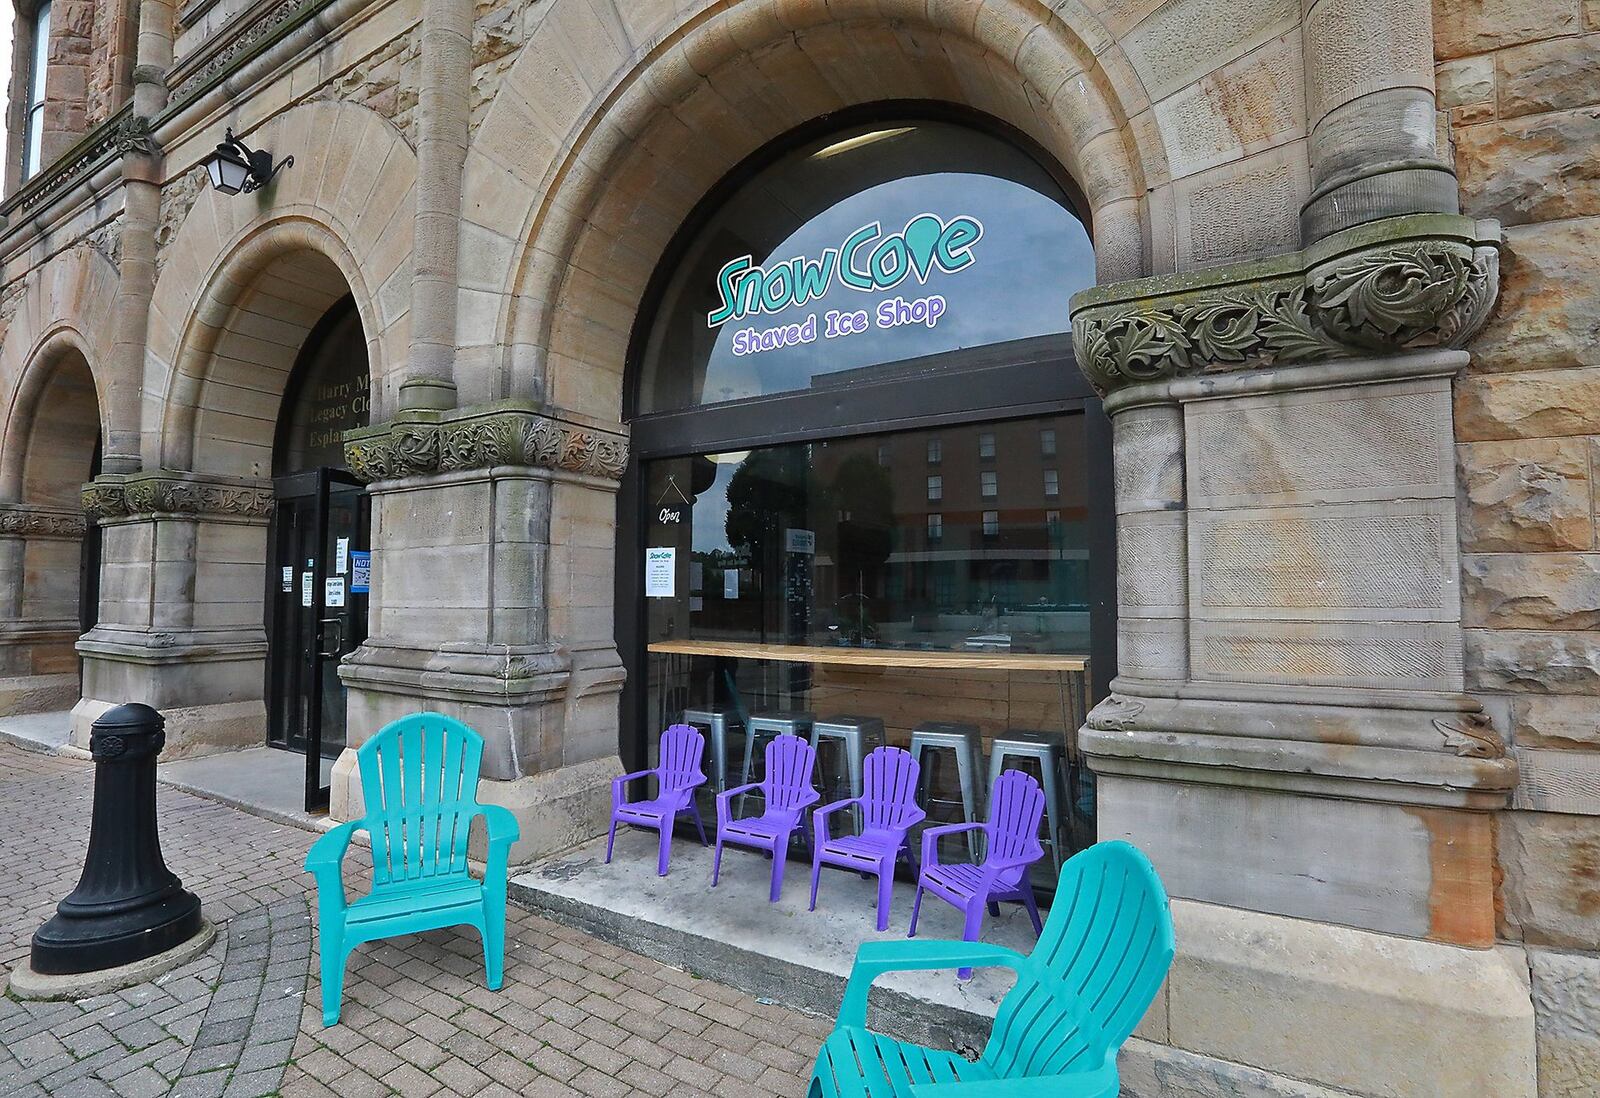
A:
812;797;863;841
920;821;986;868
717;782;762;825
304;820;362;874
837;939;1027;1029
612;769;657;806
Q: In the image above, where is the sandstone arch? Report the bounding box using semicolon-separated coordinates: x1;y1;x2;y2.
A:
146;101;415;476
461;0;1169;421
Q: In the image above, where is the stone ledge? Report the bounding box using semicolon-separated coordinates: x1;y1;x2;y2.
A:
1071;213;1501;395
1168;901;1535;1097
343;400;629;485
81;470;273;521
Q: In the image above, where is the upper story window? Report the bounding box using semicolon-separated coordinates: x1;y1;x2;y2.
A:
926;438;942;464
22;1;51;180
1040;428;1056;457
1043;469;1060;498
978;432;996;460
926;475;942;502
980;470;998;498
634;118;1094;414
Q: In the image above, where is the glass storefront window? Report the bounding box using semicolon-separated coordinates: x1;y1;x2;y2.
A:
625;113;1105;886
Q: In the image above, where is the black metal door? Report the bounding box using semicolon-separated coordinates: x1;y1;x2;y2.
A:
266;468;370;810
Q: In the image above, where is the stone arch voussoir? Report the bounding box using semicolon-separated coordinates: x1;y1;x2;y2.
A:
461;0;1165;422
148;101;416;475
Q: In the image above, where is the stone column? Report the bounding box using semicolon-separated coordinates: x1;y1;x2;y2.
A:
73;473;272;756
1300;0;1457;242
0;504;87;712
102;0;174;475
335;405;627;863
1075;211;1510;942
401;0;470;412
1110;403;1188;693
1071;212;1537;1095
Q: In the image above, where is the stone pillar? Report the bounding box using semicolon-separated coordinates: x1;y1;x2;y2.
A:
102;0;174;475
1072;211;1536;1095
401;0;470;412
73;473;272;756
0;504;87;712
1300;0;1457;242
335;404;627;863
1111;403;1188;691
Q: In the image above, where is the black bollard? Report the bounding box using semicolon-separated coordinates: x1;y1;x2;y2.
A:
29;703;203;975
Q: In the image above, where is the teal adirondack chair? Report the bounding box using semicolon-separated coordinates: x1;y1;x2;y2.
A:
303;713;520;1026
808;841;1173;1098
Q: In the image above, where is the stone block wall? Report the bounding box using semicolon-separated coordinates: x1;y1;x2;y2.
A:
1436;3;1600;1093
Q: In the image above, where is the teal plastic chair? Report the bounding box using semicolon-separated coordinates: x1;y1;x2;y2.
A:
808;841;1173;1098
303;713;520;1026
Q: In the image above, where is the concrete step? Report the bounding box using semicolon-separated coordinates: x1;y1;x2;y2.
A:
509;830;1048;1051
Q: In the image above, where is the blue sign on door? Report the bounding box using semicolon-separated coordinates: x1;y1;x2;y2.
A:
349;550;372;594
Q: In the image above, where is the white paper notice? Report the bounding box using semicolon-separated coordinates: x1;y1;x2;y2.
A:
786;528;816;554
300;572;314;607
335;537;350;574
281;566;293;592
645;547;675;597
724;569;739;599
325;577;346;608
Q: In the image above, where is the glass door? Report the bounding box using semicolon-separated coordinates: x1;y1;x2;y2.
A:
267;468;370;810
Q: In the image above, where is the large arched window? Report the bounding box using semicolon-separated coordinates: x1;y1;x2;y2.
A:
634;118;1095;413
620;110;1113;881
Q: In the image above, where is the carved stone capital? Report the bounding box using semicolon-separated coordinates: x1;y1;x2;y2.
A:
344;403;630;485
114;115;161;160
82;471;274;521
1071;213;1502;396
0;504;87;539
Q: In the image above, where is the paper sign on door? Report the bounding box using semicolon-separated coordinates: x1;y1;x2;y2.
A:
325;577;346;608
350;551;371;593
281;566;293;593
300;572;314;607
335;537;350;574
645;547;675;597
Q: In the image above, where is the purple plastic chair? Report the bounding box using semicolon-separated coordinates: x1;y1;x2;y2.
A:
910;769;1046;978
810;746;926;931
607;724;708;876
714;733;820;902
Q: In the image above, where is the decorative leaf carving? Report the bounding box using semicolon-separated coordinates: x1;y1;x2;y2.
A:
1072;220;1502;395
1433;715;1505;760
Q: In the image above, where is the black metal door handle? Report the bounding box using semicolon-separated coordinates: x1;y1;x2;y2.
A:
317;617;344;659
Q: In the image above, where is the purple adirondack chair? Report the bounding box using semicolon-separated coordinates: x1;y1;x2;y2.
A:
608;724;709;876
809;746;925;931
714;733;820;902
909;769;1047;978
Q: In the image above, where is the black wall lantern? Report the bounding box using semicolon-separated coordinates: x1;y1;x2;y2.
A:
204;128;292;195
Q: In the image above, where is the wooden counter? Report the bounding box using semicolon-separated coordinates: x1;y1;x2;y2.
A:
646;639;1088;673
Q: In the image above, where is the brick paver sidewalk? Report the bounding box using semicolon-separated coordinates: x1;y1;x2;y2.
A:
0;744;821;1097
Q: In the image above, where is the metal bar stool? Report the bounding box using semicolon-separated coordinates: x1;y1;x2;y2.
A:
809;715;886;830
987;730;1066;876
739;712;815;817
681;708;738;796
908;721;984;863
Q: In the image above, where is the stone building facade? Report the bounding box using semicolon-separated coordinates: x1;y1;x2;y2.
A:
0;0;1593;1094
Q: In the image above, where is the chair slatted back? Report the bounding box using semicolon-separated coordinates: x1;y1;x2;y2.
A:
982;842;1174;1079
657;724;706;805
357;712;484;886
984;770;1046;889
860;746;921;833
762;734;818;816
